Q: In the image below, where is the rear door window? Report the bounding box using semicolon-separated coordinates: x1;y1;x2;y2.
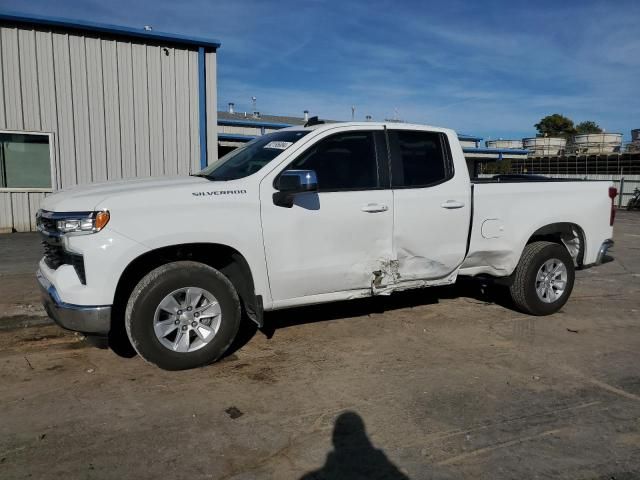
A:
389;130;453;187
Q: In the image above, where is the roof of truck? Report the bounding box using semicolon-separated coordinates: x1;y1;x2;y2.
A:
283;121;454;134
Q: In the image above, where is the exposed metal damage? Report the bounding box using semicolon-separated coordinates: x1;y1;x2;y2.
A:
371;259;399;295
371;253;458;296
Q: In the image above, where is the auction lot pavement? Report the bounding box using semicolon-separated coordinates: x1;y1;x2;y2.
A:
1;212;639;479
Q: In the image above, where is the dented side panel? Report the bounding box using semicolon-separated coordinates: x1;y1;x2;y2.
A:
461;181;614;277
260;187;395;302
389;129;472;284
258;124;396;304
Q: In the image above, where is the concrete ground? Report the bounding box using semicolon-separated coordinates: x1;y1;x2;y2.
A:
0;212;639;479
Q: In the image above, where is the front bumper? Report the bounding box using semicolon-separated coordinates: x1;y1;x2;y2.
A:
37;270;111;335
595;239;614;265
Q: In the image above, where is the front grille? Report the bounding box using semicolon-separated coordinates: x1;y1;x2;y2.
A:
43;241;65;269
41;239;87;285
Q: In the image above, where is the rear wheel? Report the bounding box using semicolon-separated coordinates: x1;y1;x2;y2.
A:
125;261;241;370
509;241;575;315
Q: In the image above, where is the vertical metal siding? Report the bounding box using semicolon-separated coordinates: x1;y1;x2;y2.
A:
84;36;107;183
131;43;150;177
0;24;209;231
0;31;5;128
117;41;136;178
101;38;122;180
28;192;46;230
0;192;49;232
69;35;92;185
175;49;190;176
147;45;164;177
0;193;12;232
18;29;40;130
1;27;24;129
188;50;200;174
161;46;178;176
10;192;29;232
52;32;77;187
205;50;217;165
35;30;60;187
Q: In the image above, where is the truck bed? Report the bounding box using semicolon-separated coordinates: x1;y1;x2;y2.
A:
460;179;614;277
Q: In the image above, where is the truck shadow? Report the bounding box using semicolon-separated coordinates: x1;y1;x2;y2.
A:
224;278;514;356
263;278;514;337
108;279;514;360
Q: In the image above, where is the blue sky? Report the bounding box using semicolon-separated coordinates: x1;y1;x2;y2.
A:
2;0;639;140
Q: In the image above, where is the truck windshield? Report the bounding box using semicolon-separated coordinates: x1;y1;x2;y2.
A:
196;130;310;181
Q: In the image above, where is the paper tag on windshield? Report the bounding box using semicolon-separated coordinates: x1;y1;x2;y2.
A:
264;141;293;150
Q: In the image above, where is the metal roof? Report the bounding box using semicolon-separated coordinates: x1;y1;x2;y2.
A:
0;11;221;49
218;118;299;129
458;134;483;141
463;147;529;155
218;111;314;126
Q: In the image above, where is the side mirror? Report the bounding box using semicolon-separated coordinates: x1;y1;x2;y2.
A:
273;170;318;208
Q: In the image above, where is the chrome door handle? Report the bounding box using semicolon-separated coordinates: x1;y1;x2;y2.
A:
441;200;465;209
361;203;389;213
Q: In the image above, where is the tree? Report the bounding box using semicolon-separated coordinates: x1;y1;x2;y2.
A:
534;114;576;138
575;121;603;134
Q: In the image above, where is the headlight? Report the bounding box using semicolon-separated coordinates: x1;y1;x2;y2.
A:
37;210;110;235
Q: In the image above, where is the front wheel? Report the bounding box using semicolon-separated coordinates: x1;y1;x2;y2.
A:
125;261;241;370
509;241;575;316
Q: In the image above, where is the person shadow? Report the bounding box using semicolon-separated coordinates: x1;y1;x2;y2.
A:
299;411;411;480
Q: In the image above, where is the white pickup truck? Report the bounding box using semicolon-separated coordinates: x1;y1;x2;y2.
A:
36;121;616;370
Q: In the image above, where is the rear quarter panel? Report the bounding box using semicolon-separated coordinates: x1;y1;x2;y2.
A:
461;181;614;276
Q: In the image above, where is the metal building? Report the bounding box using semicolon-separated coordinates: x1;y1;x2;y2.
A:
485;139;524;149
0;12;220;232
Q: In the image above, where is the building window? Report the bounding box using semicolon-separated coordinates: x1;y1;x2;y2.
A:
0;132;53;190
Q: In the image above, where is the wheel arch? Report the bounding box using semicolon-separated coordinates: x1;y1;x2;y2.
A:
525;222;586;267
112;243;263;337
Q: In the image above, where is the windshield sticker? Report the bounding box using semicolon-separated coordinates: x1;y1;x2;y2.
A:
264;141;293;150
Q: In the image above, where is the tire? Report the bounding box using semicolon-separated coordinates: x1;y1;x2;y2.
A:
125;261;241;370
509;241;575;316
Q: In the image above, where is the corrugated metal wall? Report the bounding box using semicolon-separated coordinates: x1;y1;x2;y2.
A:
0;23;216;232
0;191;48;233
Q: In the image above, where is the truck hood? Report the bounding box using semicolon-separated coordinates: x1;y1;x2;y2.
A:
41;176;213;212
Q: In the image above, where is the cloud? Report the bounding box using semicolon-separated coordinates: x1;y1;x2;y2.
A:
3;0;639;139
